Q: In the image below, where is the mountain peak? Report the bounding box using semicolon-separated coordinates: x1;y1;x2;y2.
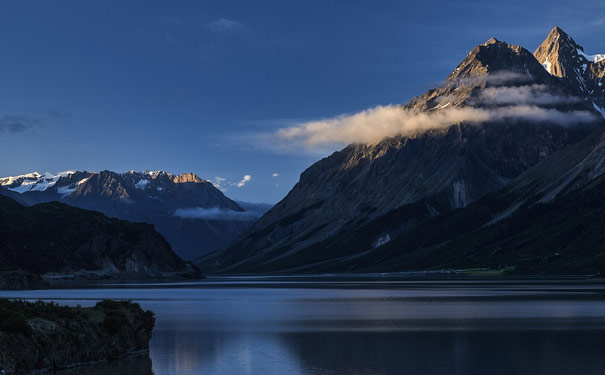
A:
482;37;503;46
534;27;605;102
443;38;552;87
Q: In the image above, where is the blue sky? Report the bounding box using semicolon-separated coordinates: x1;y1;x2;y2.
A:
1;0;603;203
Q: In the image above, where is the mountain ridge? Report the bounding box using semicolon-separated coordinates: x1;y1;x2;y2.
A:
0;169;256;259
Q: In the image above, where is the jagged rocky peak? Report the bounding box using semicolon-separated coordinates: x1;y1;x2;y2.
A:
406;37;558;112
446;36;552;84
173;172;207;184
534;26;605;107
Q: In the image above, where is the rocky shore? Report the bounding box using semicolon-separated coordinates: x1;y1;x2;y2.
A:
0;299;155;374
0;271;49;291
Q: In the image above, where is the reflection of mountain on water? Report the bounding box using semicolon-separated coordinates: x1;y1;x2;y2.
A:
55;354;153;375
150;330;305;374
278;331;605;374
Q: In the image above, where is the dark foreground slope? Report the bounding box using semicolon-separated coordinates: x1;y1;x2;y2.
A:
0;195;200;280
0;300;154;374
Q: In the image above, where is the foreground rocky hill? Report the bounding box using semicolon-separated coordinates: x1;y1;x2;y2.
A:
0;299;154;374
0;170;257;260
198;27;605;274
0;194;200;281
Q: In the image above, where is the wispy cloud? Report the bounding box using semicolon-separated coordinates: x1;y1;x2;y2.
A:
272;173;279;177
0;110;70;134
164;33;183;45
174;207;260;221
212;175;251;190
236;174;251;187
0;115;42;133
473;84;582;106
206;18;248;34
213;176;226;190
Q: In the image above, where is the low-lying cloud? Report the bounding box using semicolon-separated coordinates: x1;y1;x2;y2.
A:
174;207;260;221
475;84;582;106
276;102;597;149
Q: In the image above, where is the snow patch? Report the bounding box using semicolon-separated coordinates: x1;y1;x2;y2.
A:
57;185;77;197
593;102;605;119
134;179;149;190
373;234;391;248
542;57;552;74
0;171;76;193
578;49;605;64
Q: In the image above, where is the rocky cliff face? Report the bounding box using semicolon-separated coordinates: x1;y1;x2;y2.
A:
0;170;255;260
534;26;605;110
0;300;154;374
197;27;605;274
0;195;200;279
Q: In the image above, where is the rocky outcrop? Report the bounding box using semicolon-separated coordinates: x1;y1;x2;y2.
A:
0;271;49;290
0;299;154;374
0;195;201;280
197;28;603;274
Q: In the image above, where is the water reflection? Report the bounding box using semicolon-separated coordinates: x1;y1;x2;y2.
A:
56;355;153;375
4;279;605;374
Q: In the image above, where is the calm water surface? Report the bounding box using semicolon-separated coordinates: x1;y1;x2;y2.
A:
2;277;605;375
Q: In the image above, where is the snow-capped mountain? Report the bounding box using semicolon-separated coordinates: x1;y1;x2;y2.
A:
0;170;257;260
197;27;605;274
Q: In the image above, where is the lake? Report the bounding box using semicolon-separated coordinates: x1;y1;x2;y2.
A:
2;276;605;375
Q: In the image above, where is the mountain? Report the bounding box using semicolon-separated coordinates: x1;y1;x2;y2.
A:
197;27;605;274
534;26;605;111
0;170;257;260
304;124;605;275
0;194;200;279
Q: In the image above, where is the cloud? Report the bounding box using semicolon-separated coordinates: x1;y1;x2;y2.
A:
272;173;279;177
164;33;183;45
474;84;582;106
213;176;226;189
0;115;43;133
212;175;252;190
206;18;247;34
275;104;598;149
236;174;251;187
447;71;533;88
0;111;71;134
174;207;260;221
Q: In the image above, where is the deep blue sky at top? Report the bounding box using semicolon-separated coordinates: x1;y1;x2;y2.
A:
0;0;603;203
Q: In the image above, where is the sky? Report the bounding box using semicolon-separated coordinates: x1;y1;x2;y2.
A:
0;0;604;203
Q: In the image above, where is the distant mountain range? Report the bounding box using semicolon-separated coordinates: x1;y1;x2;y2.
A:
0;170;268;260
198;27;605;275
